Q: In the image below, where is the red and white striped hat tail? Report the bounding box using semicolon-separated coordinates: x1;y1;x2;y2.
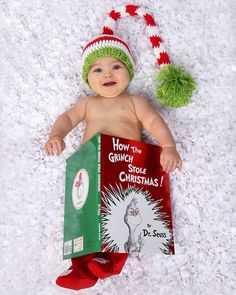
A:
102;4;171;67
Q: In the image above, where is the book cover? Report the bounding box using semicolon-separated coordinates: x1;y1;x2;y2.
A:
63;133;174;260
63;135;101;259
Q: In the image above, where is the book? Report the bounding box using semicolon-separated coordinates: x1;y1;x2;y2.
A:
63;133;174;259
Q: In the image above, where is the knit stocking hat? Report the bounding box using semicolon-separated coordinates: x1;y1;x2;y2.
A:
82;4;196;108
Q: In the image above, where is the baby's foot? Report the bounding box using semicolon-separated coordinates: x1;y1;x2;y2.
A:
56;265;98;290
88;257;113;279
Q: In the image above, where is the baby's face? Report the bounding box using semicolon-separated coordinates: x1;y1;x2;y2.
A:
87;57;130;98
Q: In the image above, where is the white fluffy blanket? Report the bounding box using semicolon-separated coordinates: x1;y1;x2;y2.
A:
1;0;235;294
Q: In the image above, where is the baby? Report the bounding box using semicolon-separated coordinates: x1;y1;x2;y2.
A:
45;56;182;173
44;4;195;291
44;55;181;290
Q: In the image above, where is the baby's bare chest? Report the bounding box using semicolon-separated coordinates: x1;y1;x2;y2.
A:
86;99;137;122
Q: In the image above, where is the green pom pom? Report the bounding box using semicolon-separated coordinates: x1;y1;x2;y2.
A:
156;64;196;108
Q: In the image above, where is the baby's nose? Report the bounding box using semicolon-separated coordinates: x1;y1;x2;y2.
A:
104;71;113;78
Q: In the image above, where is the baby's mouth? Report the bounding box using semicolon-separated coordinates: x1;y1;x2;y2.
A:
103;81;117;87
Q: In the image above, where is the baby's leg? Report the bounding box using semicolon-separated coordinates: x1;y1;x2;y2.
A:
56;253;98;290
108;252;129;274
88;252;128;279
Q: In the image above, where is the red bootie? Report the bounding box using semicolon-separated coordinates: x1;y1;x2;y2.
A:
88;252;128;279
56;254;98;290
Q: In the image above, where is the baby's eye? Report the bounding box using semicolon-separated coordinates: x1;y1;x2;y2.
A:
113;64;122;70
93;68;102;73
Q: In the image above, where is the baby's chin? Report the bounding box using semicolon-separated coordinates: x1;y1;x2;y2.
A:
96;89;126;98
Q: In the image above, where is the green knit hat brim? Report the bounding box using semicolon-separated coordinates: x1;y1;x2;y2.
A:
82;47;135;85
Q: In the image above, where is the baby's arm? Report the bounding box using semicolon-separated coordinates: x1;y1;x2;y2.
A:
132;95;182;173
44;97;89;156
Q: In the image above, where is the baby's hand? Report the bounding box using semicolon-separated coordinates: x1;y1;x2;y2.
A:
160;147;182;173
44;135;66;156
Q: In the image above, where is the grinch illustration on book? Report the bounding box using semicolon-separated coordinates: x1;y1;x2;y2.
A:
124;198;144;253
75;172;84;199
72;169;89;210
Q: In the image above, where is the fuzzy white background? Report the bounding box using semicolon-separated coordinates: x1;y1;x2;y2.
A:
0;0;235;294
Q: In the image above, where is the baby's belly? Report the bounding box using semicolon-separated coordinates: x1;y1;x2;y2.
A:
83;121;142;143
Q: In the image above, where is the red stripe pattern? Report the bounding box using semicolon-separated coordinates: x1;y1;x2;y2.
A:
102;4;171;66
82;35;132;54
109;9;121;21
150;36;162;48
126;4;139;16
144;14;156;26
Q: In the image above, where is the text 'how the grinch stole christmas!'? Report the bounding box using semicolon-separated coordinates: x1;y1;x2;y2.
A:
107;137;163;188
